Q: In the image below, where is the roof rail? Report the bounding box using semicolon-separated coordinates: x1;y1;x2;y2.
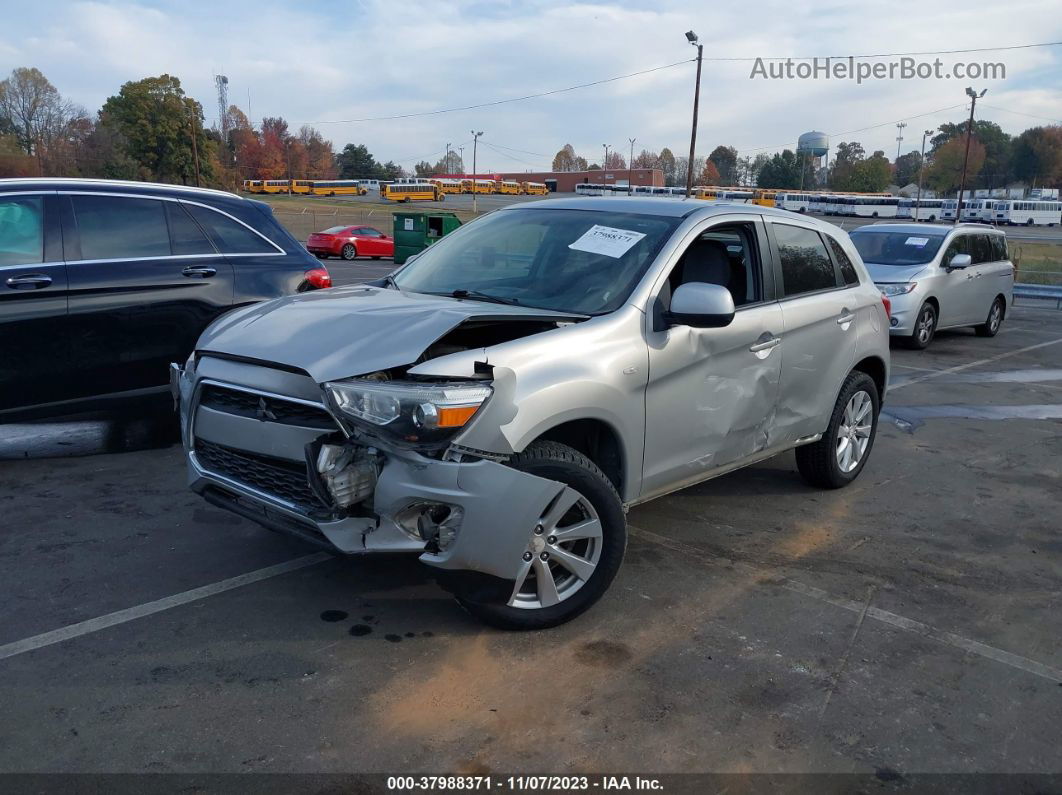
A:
0;177;240;200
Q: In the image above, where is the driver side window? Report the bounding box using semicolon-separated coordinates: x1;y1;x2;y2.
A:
665;223;762;308
942;235;968;265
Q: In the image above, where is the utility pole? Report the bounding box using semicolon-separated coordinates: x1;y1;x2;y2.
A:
445;142;451;174
471;131;483;213
684;30;703;198
895;121;907;163
188;105;201;187
602;144;609;187
915;128;935;221
955;88;987;224
628;137;636;195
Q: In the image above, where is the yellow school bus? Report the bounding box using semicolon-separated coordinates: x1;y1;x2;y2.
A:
752;189;777;207
521;181;549;195
290;179;313;195
381;182;444;202
464;179;495;194
259;179;291;194
433;178;464;194
309;180;367;196
242;179;263;193
497;180;521;195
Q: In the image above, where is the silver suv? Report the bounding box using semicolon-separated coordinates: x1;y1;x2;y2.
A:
173;199;890;629
850;223;1014;349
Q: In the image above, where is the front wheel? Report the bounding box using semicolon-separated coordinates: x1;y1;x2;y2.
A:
904;301;936;350
975;296;1005;337
341;243;357;260
454;441;626;630
795;371;880;489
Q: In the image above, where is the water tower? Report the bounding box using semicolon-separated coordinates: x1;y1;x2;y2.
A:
796;131;829;189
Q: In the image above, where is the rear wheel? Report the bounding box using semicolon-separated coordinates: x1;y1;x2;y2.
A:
904;302;936;350
454;441;626;630
976;296;1005;337
341;243;357;260
796;371;880;489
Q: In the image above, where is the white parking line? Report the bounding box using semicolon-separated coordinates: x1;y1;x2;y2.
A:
0;552;331;662
629;527;1062;684
889;336;1062;392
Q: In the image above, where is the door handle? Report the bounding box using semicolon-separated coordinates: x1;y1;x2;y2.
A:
836;311;856;325
5;274;52;289
749;336;781;353
181;265;217;278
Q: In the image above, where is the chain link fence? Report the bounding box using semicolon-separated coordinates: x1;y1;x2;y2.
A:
272;204;481;243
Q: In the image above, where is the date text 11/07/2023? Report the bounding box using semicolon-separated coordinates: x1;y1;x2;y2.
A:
387;776;665;791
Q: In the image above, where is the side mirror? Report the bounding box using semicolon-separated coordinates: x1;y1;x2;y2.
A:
947;253;972;270
664;282;735;328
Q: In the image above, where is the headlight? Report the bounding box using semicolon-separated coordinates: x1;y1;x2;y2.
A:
325;379;492;449
877;282;917;297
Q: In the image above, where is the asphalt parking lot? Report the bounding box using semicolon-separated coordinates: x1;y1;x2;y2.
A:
1;301;1061;776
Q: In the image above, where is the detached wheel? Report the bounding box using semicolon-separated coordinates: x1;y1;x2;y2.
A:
796;371;880;489
976;296;1005;337
341;243;357;260
905;301;936;350
455;441;626;630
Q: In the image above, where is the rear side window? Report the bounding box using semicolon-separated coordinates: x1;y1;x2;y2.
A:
969;234;993;264
183;203;277;254
991;235;1008;261
71;195;170;259
166;202;216;255
774;224;838;297
825;235;860;285
0;195;45;266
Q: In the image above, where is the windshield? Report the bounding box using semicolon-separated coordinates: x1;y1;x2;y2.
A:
321;226;348;234
849;230;946;266
392;208;681;315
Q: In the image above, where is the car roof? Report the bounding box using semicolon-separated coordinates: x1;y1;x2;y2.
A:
0;177;242;202
501;196;811;221
851;222;1004;237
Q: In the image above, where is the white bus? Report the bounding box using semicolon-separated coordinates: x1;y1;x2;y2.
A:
940;200;959;221
777;192;813;212
838;196;900;218
960;199;995;223
897;198;946;222
992;199;1062;226
575;183;605;196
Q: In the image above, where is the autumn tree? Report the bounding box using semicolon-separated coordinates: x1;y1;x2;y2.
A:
932;120;1012;187
708;145;738;184
603;150;626;170
658;147;676;186
0;67;89;175
552;143;579;171
697;159;721;185
926;137;986;194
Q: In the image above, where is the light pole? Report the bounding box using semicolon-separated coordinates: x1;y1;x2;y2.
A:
955;87;986;224
445;142;451;174
684;30;703;198
471;131;483;213
895;121;907;163
628;137;636;195
914;128;935;221
602;144;609;187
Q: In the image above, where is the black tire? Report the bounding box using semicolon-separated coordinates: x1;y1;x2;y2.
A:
795;371;880;490
341;243;357;260
975;296;1005;337
904;301;936;350
455;441;627;630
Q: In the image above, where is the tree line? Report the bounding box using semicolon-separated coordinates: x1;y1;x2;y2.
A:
551;119;1062;195
0;66;411;187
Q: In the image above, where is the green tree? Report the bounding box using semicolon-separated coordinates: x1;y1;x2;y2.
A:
100;74;213;184
708;145;738;184
1012;126;1062;187
893;150;923;187
932;120;1012;187
413;160;434;177
847;151;891;192
829;141;865;189
757;150;802;188
337;143;378;178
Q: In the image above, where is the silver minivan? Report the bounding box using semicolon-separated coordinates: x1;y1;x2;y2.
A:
850;223;1014;349
173;199;890;629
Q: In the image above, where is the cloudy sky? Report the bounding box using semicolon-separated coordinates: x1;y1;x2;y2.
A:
2;0;1060;171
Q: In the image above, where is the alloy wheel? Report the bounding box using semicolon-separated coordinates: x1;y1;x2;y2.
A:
836;390;873;473
509;486;603;610
917;308;935;345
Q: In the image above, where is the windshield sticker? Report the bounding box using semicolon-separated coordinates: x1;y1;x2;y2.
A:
568;225;647;259
905;236;930;247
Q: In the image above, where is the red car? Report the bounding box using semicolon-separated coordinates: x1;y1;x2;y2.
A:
306;225;394;260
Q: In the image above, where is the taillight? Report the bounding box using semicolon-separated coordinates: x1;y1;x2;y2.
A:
305;267;332;289
881;294;892;318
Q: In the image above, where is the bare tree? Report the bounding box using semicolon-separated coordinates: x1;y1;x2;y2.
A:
0;67;87;175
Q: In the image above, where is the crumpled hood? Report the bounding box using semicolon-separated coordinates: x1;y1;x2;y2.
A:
864;261;929;284
197;285;581;383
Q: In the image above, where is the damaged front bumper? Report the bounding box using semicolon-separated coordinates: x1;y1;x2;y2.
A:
176;364;566;586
